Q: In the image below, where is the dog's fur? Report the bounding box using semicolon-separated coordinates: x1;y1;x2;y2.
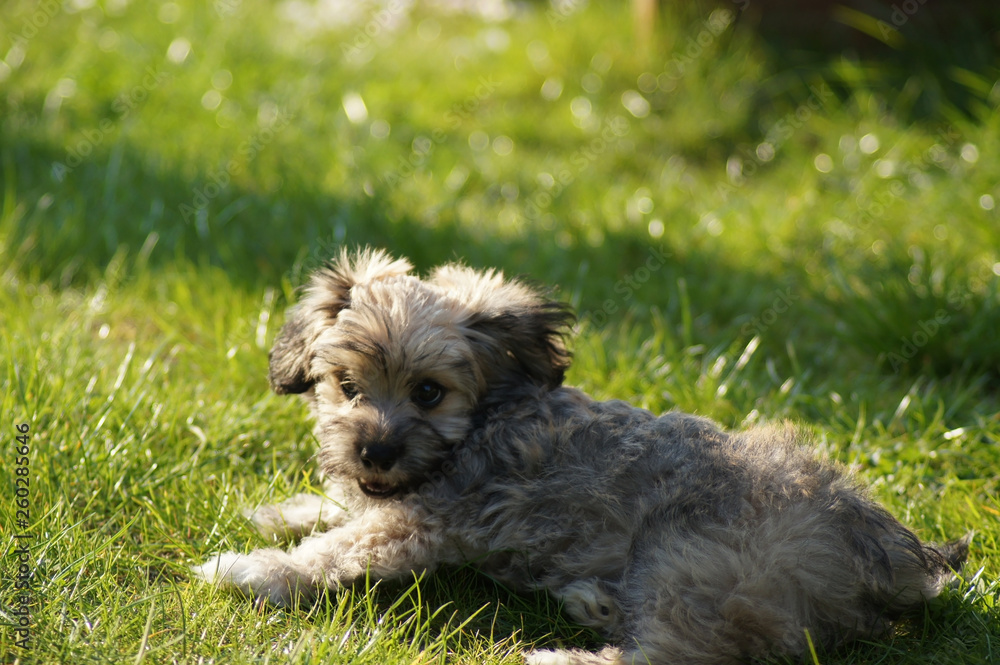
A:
195;248;969;665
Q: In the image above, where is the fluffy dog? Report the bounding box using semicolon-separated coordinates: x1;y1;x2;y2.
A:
195;248;969;664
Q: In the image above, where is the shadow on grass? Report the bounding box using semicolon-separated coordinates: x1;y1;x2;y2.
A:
1;132;806;353
263;564;999;665
4;33;998;385
735;0;999;123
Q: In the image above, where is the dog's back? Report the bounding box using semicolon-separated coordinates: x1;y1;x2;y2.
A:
605;413;968;661
457;392;969;662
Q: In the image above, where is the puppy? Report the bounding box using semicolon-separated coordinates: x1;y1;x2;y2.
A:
195;248;969;665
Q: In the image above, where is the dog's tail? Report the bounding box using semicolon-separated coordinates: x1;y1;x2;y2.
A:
928;531;973;587
940;532;973;570
882;529;971;613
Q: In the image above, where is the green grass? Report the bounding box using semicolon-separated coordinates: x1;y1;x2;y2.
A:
2;0;999;663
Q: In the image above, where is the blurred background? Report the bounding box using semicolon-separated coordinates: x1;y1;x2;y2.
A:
3;0;999;387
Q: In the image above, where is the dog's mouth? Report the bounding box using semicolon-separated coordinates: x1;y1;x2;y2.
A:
358;479;400;498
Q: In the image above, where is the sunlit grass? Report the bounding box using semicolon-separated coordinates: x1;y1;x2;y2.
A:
2;0;999;663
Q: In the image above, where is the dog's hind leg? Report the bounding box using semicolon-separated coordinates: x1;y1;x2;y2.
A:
552;579;621;634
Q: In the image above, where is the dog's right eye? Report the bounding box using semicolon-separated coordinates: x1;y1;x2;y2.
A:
340;380;359;400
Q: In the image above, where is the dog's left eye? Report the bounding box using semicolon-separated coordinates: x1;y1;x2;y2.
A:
340;380;360;400
411;380;445;409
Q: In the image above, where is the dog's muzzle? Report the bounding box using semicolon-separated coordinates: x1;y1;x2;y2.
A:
357;442;405;498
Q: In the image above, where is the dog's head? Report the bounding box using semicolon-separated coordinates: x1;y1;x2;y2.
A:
267;248;573;499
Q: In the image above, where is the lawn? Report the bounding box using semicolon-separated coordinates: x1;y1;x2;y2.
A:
1;0;999;663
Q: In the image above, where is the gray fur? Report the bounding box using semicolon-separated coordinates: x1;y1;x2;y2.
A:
195;248;969;664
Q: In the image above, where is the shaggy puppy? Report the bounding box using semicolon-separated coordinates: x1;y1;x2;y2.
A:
195;248;969;665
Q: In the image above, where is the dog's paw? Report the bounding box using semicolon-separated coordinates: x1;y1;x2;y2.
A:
554;579;619;632
192;551;313;607
525;647;624;665
525;651;573;665
192;552;258;586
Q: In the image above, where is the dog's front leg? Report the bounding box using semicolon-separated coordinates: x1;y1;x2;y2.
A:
195;505;444;606
247;483;351;543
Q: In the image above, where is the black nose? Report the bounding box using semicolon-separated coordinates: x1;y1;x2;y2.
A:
359;444;399;472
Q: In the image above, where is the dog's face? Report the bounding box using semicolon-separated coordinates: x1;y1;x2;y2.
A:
267;249;573;499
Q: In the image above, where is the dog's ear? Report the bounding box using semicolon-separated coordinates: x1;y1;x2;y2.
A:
268;248;413;394
432;264;574;390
